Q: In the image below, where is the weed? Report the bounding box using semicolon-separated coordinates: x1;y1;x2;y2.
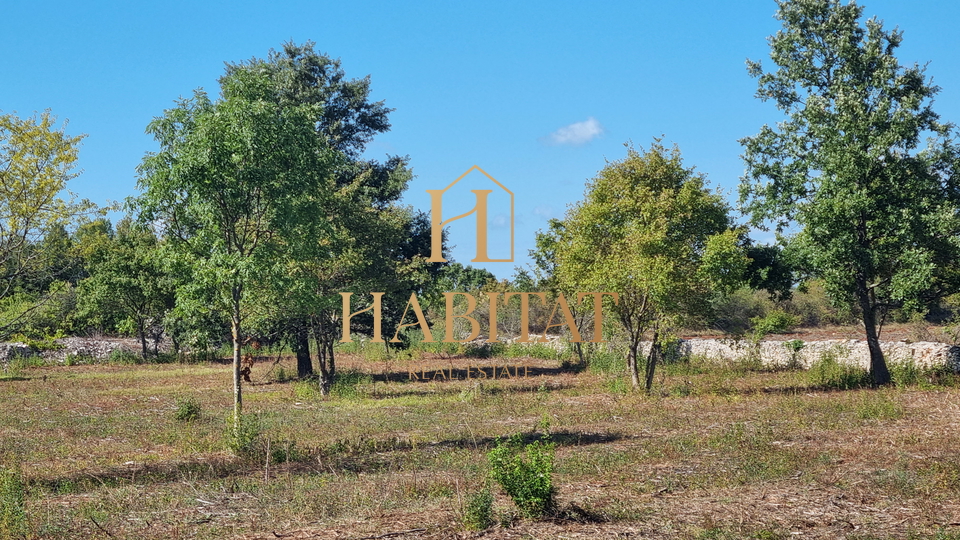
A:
589;351;626;375
784;339;805;369
7;355;44;371
173;396;202;422
488;433;556;519
808;346;870;390
270;440;304;464
606;376;629;395
64;353;96;366
293;380;321;400
750;310;799;340
227;412;262;456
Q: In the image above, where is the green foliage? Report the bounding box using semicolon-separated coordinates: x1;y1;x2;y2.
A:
808;348;870;390
0;111;95;339
589;350;627;375
0;467;26;538
462;487;494;531
488;433;556;519
750;310;799;340
740;0;960;385
226;412;263;456
138;53;344;422
74;217;174;357
8;332;62;352
173;397;202;422
555;140;748;391
784;339;805;370
855;392;903;421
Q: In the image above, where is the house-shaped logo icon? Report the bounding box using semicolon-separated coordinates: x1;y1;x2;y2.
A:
426;166;514;263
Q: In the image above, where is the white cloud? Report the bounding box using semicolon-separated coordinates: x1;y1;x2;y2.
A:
533;205;556;220
491;213;511;229
546;117;604;146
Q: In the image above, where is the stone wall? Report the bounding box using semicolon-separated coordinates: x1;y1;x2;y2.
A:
640;339;960;372
0;337;135;365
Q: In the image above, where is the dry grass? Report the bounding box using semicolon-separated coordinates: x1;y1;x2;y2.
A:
2;353;960;539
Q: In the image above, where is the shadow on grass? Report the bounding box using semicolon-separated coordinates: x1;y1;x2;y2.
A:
371;365;572;384
31;428;626;494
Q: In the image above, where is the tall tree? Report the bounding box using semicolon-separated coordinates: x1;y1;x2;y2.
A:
0;111;92;337
223;42;437;384
740;0;960;385
556;141;747;392
137;66;339;428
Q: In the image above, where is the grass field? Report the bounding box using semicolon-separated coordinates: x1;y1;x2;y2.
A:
2;351;960;539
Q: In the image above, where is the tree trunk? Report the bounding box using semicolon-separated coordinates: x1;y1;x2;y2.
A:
327;336;336;380
293;322;313;379
313;322;332;395
857;279;891;386
138;319;148;359
627;341;640;389
231;285;243;432
645;327;661;394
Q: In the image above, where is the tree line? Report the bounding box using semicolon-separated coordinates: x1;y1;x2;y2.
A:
2;0;960;409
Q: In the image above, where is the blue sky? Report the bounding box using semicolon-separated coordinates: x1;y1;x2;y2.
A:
4;0;959;278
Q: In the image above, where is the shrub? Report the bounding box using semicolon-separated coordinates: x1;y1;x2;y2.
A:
462;487;494;530
173;397;201;422
226;412;262;456
488;434;556;519
750;310;799;340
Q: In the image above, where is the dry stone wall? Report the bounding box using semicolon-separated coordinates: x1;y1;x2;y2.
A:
641;339;960;372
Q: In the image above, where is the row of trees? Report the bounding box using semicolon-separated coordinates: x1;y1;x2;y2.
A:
3;0;960;394
525;0;960;388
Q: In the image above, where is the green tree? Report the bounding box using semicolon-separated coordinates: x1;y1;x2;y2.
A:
137;67;339;427
76;218;174;357
223;42;439;385
739;0;960;385
0;111;92;337
556;141;746;392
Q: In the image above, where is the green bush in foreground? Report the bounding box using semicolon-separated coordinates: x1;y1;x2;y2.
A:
488;434;556;519
173;396;202;422
461;486;494;530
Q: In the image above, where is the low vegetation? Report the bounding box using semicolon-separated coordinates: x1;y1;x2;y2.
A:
2;348;960;539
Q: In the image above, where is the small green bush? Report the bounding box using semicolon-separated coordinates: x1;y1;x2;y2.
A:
784;339;805;369
750;310;799;340
488;433;556;519
226;412;262;456
173;397;201;422
462;487;494;530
